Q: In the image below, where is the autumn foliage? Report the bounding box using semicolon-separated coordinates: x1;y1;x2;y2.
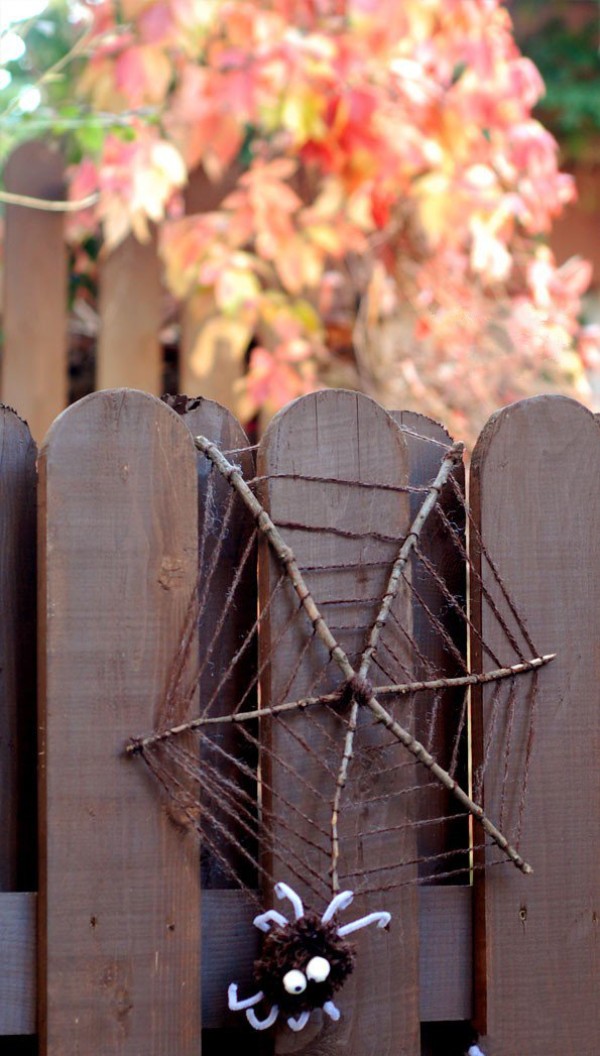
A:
68;0;597;439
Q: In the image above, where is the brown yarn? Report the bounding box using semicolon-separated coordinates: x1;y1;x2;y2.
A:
253;913;356;1015
128;423;546;902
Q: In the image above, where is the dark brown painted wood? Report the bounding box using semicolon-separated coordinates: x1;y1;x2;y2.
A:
97;234;163;394
418;886;471;1022
0;884;472;1036
201;889;260;1029
0;893;36;1035
163;395;257;890
2;142;67;440
0;409;37;893
393;412;468;880
258;390;420;1056
471;395;600;1053
200;886;471;1030
38;390;200;1055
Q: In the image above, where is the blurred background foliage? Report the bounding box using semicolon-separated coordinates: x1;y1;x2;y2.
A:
7;2;600;162
2;1;600;443
512;0;600;160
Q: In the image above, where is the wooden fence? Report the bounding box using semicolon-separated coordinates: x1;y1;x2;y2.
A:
1;387;599;1056
1;142;246;442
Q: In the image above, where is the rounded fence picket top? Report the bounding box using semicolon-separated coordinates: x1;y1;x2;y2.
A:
258;389;420;1055
471;394;600;1052
38;389;201;1056
3;387;600;1056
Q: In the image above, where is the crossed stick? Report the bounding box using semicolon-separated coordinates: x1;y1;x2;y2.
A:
129;436;554;883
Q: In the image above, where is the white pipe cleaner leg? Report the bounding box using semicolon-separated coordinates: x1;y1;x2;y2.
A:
227;883;391;1033
274;882;304;920
247;1005;279;1031
287;1011;310;1032
321;890;354;923
338;911;391;936
323;1001;341;1021
253;909;288;932
227;984;264;1011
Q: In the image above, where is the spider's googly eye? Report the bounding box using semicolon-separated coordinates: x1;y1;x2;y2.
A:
282;969;307;995
306;956;331;983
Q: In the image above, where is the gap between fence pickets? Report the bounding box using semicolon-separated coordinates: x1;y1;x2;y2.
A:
127;434;551;879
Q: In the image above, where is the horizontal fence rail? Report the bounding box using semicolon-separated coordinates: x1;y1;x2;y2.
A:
0;887;472;1037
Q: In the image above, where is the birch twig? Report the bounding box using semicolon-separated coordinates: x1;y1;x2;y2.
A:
330;441;465;890
364;693;533;874
130;436;535;880
126;653;555;747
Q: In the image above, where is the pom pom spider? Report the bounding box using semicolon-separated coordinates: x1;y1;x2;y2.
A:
228;882;391;1032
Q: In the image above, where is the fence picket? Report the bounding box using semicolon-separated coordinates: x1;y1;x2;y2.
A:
0;408;37;894
2;142;68;440
97;234;163;394
38;390;201;1055
6;378;598;1053
470;395;600;1053
258;390;420;1056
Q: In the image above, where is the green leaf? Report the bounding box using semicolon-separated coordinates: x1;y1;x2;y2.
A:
75;122;105;157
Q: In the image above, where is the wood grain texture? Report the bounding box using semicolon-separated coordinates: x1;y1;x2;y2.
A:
97;234;163;394
163;395;257;890
0;409;37;893
200;886;471;1030
418;886;471;1023
470;395;600;1054
201;890;259;1028
393;412;467;880
2;142;68;441
0;884;473;1036
38;390;201;1055
0;892;36;1035
258;390;420;1056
